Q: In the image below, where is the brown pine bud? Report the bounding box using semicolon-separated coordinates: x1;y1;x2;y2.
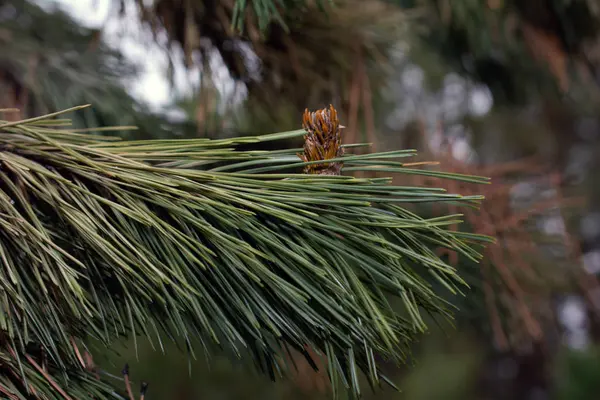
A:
299;105;345;176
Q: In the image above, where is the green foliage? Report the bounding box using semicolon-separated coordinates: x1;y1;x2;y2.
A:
0;106;489;398
555;346;600;400
231;0;335;32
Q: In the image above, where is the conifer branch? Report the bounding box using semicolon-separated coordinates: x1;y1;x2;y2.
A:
0;105;490;398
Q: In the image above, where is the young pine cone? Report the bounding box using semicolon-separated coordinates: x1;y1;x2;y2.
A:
299;105;345;176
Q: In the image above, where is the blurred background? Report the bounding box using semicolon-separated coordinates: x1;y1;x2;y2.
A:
3;0;600;398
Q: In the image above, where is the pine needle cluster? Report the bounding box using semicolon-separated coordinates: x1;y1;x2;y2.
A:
0;105;489;398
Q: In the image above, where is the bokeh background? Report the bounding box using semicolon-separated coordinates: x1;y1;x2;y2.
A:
3;0;600;398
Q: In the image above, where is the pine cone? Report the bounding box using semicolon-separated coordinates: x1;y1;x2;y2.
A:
299;105;345;175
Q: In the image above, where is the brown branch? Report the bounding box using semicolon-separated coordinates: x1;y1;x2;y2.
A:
23;353;73;400
122;364;135;400
0;384;18;400
483;264;509;351
346;46;363;146
69;337;86;369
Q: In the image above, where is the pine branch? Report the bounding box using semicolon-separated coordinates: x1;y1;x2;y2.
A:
0;105;490;398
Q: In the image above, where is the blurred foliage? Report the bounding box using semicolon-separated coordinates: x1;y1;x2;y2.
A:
554;346;600;399
228;0;334;33
121;0;407;130
0;0;197;138
413;149;589;351
398;333;482;400
99;329;482;400
394;0;600;105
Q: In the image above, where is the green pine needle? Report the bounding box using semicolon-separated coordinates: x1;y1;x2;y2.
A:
0;106;489;399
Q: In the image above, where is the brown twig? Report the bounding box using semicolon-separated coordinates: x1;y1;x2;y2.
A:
122;364;135;400
483;264;509;351
70;337;86;369
23;353;73;400
140;381;149;400
0;384;18;400
346;45;363;147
